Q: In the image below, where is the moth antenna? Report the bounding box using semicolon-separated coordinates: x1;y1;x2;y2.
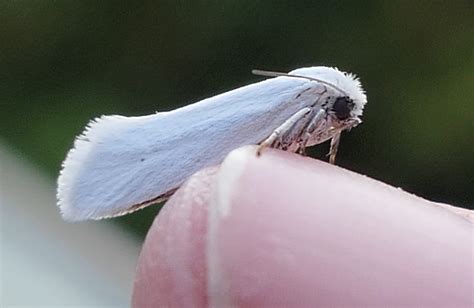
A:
252;69;348;96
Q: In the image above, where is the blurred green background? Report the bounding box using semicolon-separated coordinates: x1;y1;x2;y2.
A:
1;1;473;237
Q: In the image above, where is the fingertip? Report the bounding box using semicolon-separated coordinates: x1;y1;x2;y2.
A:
132;167;218;307
208;146;473;306
133;146;473;307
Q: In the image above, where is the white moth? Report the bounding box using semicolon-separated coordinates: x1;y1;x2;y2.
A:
57;66;367;221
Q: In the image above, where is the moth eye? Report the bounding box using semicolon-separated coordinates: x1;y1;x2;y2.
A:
332;96;354;120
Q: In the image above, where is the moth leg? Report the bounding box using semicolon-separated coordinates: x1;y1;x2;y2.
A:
257;107;312;156
328;132;341;164
296;109;326;155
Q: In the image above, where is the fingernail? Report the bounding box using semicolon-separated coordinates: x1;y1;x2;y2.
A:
206;146;474;307
207;146;251;306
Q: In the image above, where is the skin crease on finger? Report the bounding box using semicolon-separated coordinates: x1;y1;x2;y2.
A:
133;146;474;307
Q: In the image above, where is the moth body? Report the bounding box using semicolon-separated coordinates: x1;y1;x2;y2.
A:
57;66;367;220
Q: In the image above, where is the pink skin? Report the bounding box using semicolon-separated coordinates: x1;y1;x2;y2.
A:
132;146;473;307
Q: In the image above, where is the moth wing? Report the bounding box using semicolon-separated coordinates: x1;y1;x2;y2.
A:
57;77;323;220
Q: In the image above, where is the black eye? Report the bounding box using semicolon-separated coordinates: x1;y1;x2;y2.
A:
332;96;354;120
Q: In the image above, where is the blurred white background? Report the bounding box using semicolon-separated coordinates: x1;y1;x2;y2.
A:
1;141;141;306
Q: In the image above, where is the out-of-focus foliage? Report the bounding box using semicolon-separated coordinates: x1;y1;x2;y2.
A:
1;1;472;236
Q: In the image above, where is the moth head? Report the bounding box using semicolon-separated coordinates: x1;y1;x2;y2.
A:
327;95;362;129
288;66;367;128
252;66;367;129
